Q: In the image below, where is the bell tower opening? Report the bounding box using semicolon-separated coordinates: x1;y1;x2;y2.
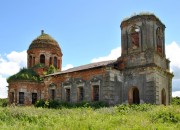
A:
156;27;163;56
130;26;140;48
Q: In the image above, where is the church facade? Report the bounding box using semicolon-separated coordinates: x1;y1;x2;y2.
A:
7;14;173;105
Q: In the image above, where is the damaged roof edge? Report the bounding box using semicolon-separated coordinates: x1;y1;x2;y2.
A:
45;60;117;77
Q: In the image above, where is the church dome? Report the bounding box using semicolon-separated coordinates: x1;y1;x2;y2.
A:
28;30;62;54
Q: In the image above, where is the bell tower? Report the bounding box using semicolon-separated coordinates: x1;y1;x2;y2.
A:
118;13;173;105
27;30;63;75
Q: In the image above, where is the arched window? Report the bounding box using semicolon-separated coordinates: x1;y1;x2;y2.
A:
49;57;52;66
156;27;163;55
29;55;32;67
40;54;45;64
130;26;140;48
54;57;57;68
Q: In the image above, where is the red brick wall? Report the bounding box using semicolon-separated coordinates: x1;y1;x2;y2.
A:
8;81;44;106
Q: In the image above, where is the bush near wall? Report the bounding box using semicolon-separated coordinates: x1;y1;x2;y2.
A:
34;99;109;109
172;97;180;105
0;98;8;107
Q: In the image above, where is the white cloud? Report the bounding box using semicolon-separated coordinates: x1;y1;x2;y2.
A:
0;75;8;98
0;50;27;98
7;51;27;67
62;64;74;71
91;47;121;63
0;50;27;76
166;41;180;73
172;91;180;97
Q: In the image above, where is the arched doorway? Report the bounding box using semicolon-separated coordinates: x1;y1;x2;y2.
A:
128;87;140;104
133;88;140;104
161;88;166;105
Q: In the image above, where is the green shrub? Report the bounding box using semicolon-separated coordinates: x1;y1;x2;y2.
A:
46;65;57;74
172;97;180;105
34;100;108;109
48;100;61;109
0;98;8;107
116;104;153;114
150;106;180;123
34;99;46;108
151;111;179;123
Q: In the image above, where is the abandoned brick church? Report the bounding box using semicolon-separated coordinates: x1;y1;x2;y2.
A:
7;13;173;106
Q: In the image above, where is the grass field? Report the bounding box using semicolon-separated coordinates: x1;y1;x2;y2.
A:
0;103;180;130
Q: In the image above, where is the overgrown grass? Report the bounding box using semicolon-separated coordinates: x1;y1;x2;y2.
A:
0;104;179;130
7;68;41;82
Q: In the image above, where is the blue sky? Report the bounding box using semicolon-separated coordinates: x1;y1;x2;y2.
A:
0;0;180;98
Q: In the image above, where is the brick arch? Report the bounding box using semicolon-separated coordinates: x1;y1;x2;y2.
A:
128;87;140;104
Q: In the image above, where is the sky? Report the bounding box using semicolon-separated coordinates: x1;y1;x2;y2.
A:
0;0;180;98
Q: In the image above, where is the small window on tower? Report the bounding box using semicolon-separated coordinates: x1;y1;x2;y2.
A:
40;54;45;64
54;57;57;68
49;57;52;66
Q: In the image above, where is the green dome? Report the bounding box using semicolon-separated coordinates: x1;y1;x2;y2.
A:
28;30;62;54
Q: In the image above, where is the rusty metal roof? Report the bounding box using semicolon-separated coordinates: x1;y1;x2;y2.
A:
46;60;116;77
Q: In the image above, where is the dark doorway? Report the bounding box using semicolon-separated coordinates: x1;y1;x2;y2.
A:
32;93;37;104
161;88;166;105
93;85;99;101
133;88;140;104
